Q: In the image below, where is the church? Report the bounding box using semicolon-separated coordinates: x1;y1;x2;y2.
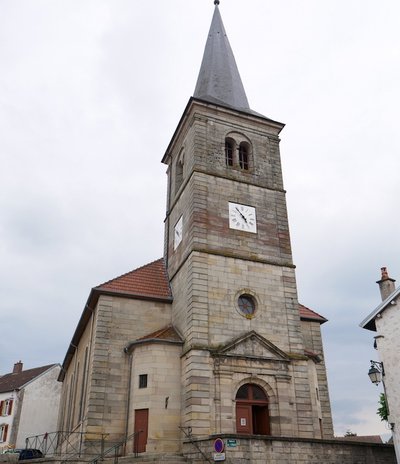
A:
55;3;394;463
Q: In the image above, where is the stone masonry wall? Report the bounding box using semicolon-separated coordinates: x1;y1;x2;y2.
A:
165;101;291;281
183;436;396;464
129;343;182;453
59;294;172;447
301;320;334;438
84;295;172;442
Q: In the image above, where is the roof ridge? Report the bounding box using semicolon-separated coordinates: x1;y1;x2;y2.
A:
0;364;57;393
1;363;56;377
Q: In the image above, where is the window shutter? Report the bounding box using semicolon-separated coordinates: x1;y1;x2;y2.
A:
3;424;8;442
8;400;13;415
0;401;4;416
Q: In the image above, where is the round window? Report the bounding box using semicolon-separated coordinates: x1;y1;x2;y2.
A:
238;294;256;318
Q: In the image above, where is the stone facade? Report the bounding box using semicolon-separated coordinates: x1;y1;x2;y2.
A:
58;293;174;451
163;98;333;441
52;3;386;462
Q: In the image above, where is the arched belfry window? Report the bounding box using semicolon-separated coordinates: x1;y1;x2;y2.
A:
225;138;234;167
239;142;250;170
175;152;184;194
235;383;270;435
225;135;252;172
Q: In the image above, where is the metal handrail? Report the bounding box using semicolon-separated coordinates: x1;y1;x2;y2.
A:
25;431;108;458
179;426;212;464
90;430;143;464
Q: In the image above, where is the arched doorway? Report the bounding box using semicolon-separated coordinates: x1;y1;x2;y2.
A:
235;383;270;435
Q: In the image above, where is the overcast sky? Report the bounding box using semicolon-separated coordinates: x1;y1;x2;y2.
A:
1;0;399;438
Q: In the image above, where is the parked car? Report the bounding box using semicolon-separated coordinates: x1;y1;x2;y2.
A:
18;450;43;461
1;449;43;461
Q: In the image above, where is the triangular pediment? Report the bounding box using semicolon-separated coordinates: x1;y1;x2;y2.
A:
215;331;290;362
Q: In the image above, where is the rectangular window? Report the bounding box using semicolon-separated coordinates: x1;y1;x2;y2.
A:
139;374;148;389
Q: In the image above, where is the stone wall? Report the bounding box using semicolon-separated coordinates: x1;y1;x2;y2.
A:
59;294;172;446
182;435;396;464
129;342;182;453
301;320;334;437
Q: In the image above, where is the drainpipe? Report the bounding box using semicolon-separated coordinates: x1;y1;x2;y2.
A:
164;162;172;267
124;351;133;450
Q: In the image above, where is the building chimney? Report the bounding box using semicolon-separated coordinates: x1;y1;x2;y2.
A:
13;361;23;374
376;267;396;301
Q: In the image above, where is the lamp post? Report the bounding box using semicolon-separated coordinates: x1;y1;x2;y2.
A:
368;360;384;386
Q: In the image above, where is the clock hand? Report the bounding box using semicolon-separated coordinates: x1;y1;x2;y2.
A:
235;207;248;223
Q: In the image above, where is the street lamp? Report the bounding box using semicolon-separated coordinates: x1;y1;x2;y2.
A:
368;360;384;386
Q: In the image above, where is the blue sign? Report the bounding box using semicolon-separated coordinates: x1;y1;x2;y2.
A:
213;438;225;453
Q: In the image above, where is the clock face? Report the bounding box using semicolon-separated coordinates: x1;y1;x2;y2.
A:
174;215;183;250
229;202;257;233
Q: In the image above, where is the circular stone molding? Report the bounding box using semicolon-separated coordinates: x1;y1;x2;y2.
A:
235;290;258;319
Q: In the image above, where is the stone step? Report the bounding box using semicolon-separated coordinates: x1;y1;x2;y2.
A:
110;454;189;464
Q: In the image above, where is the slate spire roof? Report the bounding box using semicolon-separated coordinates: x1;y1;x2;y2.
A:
193;2;250;112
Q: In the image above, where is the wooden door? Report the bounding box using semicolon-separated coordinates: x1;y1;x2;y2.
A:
235;384;270;436
236;404;252;434
253;405;270;435
134;409;148;453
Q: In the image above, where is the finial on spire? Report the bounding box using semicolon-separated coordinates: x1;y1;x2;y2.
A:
214;0;220;5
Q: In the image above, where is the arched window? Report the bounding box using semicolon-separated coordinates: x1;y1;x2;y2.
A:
239;142;250;170
235;383;270;435
225;138;234;167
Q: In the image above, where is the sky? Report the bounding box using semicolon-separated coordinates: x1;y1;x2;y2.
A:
1;0;400;438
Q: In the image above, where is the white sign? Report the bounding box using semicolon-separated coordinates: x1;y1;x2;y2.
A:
240;418;246;426
213;452;226;461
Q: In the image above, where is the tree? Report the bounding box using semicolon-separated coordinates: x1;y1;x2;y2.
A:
377;393;389;422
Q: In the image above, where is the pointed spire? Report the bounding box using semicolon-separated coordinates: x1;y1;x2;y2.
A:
194;2;250;112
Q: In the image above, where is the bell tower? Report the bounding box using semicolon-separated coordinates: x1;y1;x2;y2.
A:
162;2;332;439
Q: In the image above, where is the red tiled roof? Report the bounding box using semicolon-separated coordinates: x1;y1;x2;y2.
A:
124;325;183;353
0;364;56;394
137;325;183;343
299;304;327;324
95;258;172;300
